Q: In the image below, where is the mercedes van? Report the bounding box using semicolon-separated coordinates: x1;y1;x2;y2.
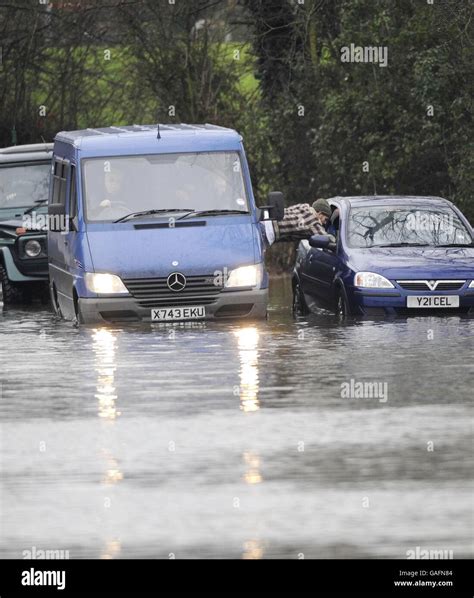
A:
48;124;282;324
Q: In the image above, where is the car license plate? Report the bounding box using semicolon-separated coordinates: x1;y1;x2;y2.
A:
151;306;206;321
407;295;460;308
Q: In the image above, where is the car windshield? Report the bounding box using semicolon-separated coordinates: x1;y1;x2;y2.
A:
0;163;50;209
83;152;249;222
347;204;473;248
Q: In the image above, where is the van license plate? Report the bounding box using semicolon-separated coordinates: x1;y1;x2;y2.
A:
151;306;206;321
407;295;459;308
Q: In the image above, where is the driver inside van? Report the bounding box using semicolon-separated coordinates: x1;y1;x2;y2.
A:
88;168;132;220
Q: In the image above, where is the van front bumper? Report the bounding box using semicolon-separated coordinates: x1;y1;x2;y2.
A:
77;289;268;324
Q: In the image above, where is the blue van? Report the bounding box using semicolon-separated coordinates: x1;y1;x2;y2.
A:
48;124;283;324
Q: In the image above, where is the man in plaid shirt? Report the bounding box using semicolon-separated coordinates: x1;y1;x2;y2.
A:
277;198;331;241
261;198;332;245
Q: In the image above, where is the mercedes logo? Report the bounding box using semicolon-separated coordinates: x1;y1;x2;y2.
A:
167;272;187;292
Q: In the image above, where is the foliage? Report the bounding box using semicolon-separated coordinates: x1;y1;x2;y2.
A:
0;0;471;223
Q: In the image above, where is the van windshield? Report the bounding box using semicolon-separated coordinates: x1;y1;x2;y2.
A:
0;163;50;209
83;152;249;222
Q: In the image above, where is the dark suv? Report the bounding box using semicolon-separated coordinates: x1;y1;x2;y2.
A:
0;143;52;304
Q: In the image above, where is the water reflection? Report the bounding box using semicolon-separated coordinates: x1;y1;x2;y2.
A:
101;449;124;486
243;451;262;485
234;327;260;412
242;539;264;559
101;539;122;560
2;278;472;560
92;328;121;420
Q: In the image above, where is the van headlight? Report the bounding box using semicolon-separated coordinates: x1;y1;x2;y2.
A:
354;272;394;289
469;281;474;288
226;264;263;289
84;273;129;295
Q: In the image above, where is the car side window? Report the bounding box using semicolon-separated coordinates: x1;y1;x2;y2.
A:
328;206;341;250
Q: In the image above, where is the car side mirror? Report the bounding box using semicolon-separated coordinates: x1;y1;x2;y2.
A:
309;234;336;251
260;191;285;221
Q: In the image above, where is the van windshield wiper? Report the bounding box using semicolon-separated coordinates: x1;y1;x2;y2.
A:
178;209;249;220
24;199;48;215
114;208;194;223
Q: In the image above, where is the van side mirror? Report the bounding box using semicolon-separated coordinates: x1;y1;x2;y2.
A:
309;234;336;251
48;203;67;233
260;191;285;221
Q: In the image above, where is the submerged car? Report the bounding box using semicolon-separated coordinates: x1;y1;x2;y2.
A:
293;196;474;317
48;124;283;324
0;143;52;303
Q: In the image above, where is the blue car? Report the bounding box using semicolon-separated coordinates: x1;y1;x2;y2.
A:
48;124;283;324
292;196;474;317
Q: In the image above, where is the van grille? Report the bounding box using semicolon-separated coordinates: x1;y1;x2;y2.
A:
123;275;223;308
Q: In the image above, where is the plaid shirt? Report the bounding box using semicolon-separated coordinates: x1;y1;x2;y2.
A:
277;203;326;241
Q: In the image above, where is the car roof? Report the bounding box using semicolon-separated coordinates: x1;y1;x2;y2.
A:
55;123;242;155
0;143;53;164
328;195;452;207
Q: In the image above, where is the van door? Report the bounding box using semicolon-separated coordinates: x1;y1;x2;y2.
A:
63;164;84;311
49;158;73;314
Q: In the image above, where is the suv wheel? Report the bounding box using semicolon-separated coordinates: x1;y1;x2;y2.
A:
293;279;310;315
0;264;25;305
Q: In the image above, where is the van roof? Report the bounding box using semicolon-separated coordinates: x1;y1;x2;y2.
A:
55;124;242;154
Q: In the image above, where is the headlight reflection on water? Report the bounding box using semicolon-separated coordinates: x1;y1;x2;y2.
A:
101;539;122;560
243;451;262;485
92;328;121;421
92;329;123;560
234;326;260;412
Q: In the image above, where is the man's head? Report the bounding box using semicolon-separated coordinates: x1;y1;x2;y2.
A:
312;198;331;225
104;169;125;195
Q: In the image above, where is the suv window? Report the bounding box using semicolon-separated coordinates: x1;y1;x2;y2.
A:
0;163;50;209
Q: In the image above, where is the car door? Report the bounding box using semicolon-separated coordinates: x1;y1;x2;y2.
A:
300;202;342;309
302;246;339;309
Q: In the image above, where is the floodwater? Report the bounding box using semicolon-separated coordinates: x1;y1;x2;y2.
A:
0;277;473;559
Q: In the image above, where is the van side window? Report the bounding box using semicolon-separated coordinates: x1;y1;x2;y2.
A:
52;160;68;205
69;165;77;217
52;161;60;204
